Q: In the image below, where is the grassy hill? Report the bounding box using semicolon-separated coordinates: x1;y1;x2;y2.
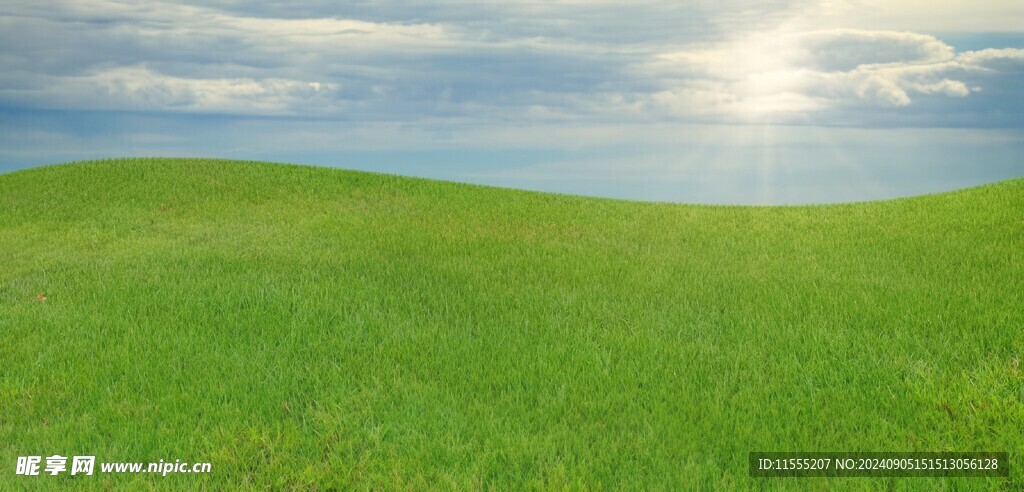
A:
1;158;1021;490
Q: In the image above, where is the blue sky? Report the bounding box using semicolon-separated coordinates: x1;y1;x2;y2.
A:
1;1;1023;204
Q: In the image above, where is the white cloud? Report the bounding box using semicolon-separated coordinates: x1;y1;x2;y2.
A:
813;0;1024;33
2;66;341;115
791;29;954;70
0;0;1022;126
638;29;1019;121
955;48;1024;72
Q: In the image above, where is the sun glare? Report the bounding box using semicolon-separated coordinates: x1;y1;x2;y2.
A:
728;30;820;119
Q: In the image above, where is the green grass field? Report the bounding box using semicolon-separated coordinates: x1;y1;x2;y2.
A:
1;158;1021;490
